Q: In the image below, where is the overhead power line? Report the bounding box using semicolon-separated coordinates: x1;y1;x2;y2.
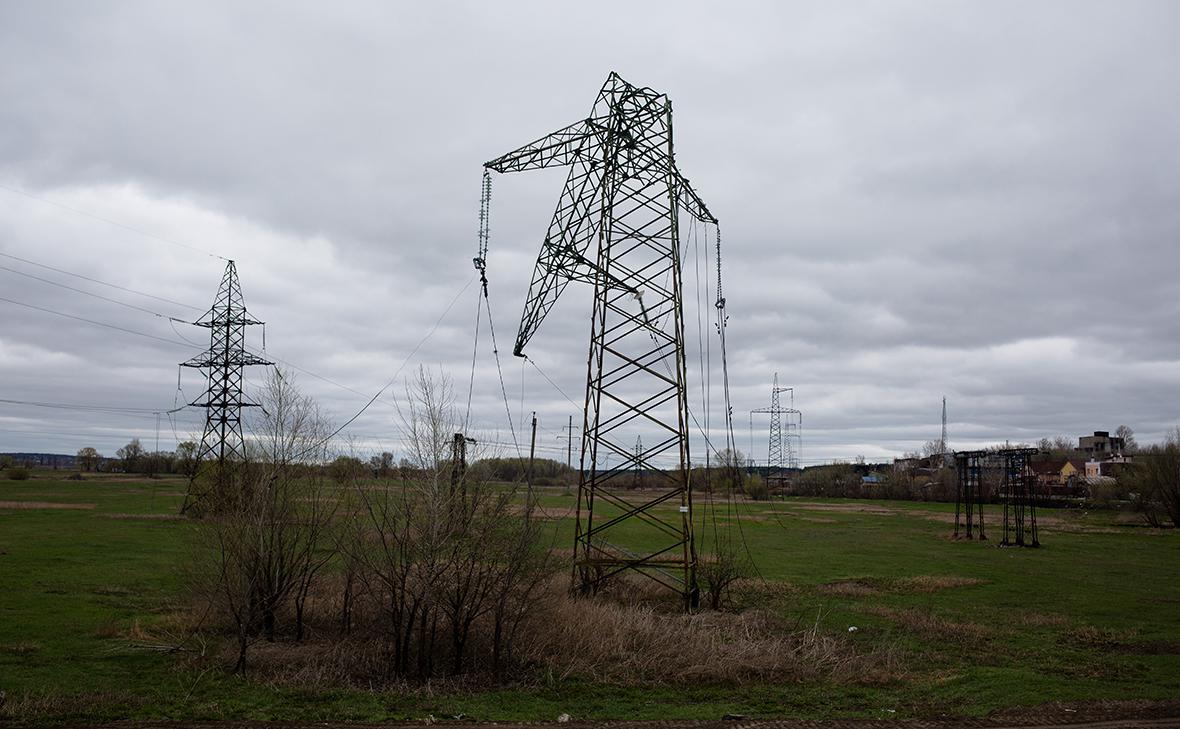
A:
0;264;190;321
0;251;203;311
0;294;199;349
0;182;228;261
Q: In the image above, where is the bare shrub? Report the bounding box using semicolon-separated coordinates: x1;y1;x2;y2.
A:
188;369;337;674
344;366;555;680
698;540;753;610
1119;443;1180;527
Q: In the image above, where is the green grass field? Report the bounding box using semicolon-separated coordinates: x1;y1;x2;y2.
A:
2;474;1179;723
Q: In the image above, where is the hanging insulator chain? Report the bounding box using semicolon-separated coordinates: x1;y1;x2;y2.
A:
714;224;728;330
474;170;492;281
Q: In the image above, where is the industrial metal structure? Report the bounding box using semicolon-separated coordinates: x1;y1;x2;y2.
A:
485;72;717;606
180;260;271;514
998;447;1040;547
939;396;950;464
750;373;802;483
953;449;988;539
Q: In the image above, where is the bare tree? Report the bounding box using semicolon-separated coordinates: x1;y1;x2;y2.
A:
347;366;555;680
116;438;143;473
191;368;338;673
1121;441;1180;528
1115;424;1138;453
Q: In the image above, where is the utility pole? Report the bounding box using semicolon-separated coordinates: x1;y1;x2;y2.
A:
180;260;271;515
486;73;717;607
558;414;577;470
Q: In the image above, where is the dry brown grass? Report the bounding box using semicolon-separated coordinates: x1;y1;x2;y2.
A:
817;575;983;598
0;689;143;721
0;500;96;510
524;587;902;685
1064;624;1140;649
893;575;985;592
818;580;879;597
186;574;899;689
1016;611;1070;627
97;512;184;520
863;605;997;646
0;640;41;655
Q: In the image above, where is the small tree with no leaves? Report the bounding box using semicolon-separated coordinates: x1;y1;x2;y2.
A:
191;368;338;674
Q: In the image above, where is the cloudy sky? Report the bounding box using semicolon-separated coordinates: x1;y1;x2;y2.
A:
1;0;1178;466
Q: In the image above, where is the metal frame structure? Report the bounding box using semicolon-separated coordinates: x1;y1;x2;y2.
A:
180;260;271;514
953;449;988;540
751;373;802;485
486;72;716;606
998;447;1040;547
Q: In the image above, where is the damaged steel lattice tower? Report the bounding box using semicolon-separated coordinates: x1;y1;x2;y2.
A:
180;260;271;514
999;447;1040;547
486;72;717;606
953;450;988;539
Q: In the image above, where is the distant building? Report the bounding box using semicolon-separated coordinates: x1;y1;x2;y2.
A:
1029;459;1086;496
1078;431;1126;458
1085;457;1131;481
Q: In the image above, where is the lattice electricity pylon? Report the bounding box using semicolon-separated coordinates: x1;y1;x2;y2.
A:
938;396;951;466
953;450;988;540
632;435;644;490
751;374;802;485
999;447;1040;547
180;260;271;514
485;72;716;607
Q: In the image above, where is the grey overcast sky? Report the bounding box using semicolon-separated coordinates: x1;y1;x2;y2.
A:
1;0;1178;465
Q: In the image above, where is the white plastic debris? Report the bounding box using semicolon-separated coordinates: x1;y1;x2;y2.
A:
558;714;572;723
848;626;859;633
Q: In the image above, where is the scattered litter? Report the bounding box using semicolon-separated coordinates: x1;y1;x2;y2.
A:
557;714;571;723
848;626;859;632
723;713;748;720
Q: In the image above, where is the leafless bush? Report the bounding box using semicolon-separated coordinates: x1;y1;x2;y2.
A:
343;366;556;680
1119;442;1180;527
698;540;752;610
188;368;338;674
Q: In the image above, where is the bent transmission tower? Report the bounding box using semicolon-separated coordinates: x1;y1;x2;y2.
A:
486;72;717;606
180;260;271;514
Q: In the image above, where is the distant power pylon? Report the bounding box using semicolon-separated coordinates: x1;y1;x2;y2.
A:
180;260;271;514
750;373;802;484
940;396;949;456
999;447;1041;547
633;434;644;489
486;72;718;606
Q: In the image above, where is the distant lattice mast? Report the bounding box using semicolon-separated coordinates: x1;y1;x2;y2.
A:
180;260;271;514
752;374;802;480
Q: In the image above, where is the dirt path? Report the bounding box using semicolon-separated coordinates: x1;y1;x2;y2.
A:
56;705;1180;729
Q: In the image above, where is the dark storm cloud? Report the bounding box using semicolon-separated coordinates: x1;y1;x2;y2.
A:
1;0;1178;462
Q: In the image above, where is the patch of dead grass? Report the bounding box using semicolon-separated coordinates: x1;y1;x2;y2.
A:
864;605;997;646
0;500;95;510
818;575;984;598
